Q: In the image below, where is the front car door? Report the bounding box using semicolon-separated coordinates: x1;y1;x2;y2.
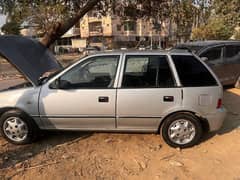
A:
38;54;121;130
116;53;182;132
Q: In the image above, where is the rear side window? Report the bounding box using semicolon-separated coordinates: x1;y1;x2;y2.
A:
172;55;217;87
200;47;222;62
225;45;240;61
122;55;175;88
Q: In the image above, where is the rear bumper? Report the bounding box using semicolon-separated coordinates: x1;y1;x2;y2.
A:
205;107;227;132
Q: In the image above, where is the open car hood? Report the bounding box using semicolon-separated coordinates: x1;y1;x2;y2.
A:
0;35;62;86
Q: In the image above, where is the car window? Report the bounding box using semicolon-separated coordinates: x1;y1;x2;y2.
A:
225;45;240;61
122;55;175;88
60;55;119;89
200;47;222;62
172;55;217;87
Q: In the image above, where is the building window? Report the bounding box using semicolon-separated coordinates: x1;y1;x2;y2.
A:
124;21;136;31
117;25;121;31
89;22;102;32
90;36;102;43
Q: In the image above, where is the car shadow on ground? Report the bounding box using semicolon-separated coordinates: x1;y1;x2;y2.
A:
201;87;240;142
0;131;92;169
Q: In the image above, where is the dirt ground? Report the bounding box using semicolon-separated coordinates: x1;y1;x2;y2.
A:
0;83;239;180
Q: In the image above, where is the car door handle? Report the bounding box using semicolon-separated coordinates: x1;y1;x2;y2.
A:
163;96;174;102
98;96;109;103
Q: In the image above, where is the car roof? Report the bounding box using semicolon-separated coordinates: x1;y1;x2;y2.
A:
89;49;193;56
175;40;240;53
179;40;240;46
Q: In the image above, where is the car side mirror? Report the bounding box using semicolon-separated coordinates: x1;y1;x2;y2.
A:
58;79;71;89
49;79;60;89
49;78;71;89
38;76;48;85
201;57;208;62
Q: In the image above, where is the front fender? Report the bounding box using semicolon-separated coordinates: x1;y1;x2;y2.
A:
0;87;40;117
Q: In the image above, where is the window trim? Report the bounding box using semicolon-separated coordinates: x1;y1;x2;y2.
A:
47;54;122;90
119;54;177;89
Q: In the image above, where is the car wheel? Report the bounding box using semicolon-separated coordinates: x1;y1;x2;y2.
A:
161;113;202;148
235;76;240;89
0;110;39;145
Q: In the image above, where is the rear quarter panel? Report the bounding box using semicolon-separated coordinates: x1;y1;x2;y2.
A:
182;86;223;116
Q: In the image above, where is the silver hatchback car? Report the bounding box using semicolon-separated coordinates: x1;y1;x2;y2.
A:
0;36;226;148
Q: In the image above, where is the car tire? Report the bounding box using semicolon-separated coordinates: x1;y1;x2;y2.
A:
235;76;240;89
0;110;39;145
161;113;202;148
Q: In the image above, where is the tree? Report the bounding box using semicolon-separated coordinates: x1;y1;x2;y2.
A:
233;29;240;40
0;0;100;47
191;16;234;40
213;0;240;28
1;21;20;35
171;0;197;42
192;0;213;27
0;0;172;47
191;0;239;40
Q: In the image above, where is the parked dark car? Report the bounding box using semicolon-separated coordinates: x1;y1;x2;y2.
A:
173;41;240;88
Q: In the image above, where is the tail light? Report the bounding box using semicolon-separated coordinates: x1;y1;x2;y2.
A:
217;98;222;109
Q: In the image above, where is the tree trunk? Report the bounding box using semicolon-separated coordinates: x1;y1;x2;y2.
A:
40;0;99;47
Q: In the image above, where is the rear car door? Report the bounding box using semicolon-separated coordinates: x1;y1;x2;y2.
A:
116;54;182;131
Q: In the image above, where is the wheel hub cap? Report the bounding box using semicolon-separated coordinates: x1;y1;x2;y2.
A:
3;117;28;142
168;119;196;145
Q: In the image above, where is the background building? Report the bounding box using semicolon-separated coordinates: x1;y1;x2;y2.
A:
19;10;172;51
80;10;170;49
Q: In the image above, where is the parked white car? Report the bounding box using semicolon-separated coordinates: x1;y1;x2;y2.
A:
0;36;226;148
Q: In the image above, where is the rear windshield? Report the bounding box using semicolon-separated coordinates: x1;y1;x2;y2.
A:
171;55;218;87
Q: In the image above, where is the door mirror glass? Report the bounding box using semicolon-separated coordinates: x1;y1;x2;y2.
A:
58;79;72;89
49;78;71;89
